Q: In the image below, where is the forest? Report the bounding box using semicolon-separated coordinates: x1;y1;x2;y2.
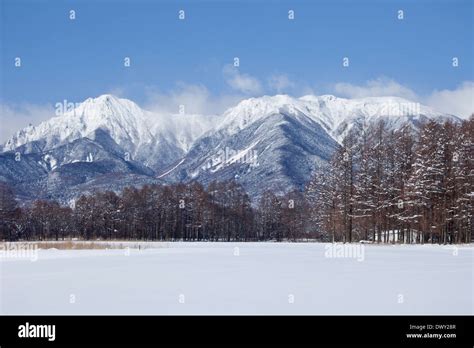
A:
0;118;472;244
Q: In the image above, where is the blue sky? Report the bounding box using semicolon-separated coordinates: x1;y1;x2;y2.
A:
0;0;473;139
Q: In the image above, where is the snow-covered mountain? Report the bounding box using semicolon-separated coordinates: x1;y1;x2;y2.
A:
299;94;454;141
167;95;340;196
208;94;453;142
4;95;152;152
161;94;458;197
3;94;216;170
0;93;460;202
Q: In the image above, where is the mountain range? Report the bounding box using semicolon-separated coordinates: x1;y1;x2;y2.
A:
0;94;459;204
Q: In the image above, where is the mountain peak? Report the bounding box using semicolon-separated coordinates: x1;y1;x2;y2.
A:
300;94;339;102
2;94;153;154
216;94;304;134
69;94;143;118
83;94;121;105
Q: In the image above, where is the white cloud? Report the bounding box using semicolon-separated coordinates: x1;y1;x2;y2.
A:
333;77;418;100
223;65;263;95
424;81;473;119
0;103;54;143
105;86;127;98
332;77;473;119
144;83;243;116
268;74;295;93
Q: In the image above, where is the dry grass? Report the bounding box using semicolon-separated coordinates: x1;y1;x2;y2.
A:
32;241;112;250
0;240;169;250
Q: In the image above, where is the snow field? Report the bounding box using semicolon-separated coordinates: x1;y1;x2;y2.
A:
1;242;472;315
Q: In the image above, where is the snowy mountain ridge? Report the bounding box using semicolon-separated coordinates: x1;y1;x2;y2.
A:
3;94;216;156
0;93;460;201
3;93;455;154
4;95;152;154
218;94;452;142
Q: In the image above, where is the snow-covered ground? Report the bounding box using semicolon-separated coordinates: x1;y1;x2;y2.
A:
0;242;472;315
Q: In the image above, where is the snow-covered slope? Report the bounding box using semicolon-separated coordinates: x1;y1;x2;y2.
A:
215;94;457;143
4;95;152;153
2;95;216;170
163;94;460;198
169;95;340;197
215;95;335;137
299;95;457;141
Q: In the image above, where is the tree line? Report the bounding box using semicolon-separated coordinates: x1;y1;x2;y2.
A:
0;118;472;243
307;117;473;244
0;180;308;242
